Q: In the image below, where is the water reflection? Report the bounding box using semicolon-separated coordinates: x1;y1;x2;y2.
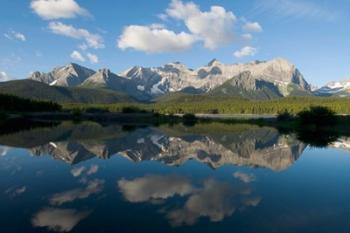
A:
49;179;104;206
32;208;91;232
233;171;256;183
118;175;261;226
0;146;10;156
5;185;27;198
1;121;350;232
0;122;307;171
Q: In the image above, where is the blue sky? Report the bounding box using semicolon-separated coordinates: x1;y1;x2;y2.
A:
0;0;349;86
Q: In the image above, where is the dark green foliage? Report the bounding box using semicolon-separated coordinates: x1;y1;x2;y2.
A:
85;107;110;113
122;125;137;132
0;111;8;120
62;96;350;116
182;113;198;126
154;95;350;115
122;106;147;113
0;93;61;112
71;108;83;116
296;129;339;147
297;106;336;126
277;110;294;121
0;118;59;136
209;109;220;114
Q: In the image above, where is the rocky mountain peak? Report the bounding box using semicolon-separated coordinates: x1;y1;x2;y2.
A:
122;66;148;77
267;58;295;69
67;62;79;68
29;63;95;87
30;71;43;78
97;68;112;77
207;58;221;67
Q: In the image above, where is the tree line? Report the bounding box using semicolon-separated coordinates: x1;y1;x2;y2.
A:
63;96;350;115
0;94;62;112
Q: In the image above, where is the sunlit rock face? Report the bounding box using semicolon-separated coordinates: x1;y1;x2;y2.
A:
28;58;310;100
120;58;310;98
0;122;306;171
29;63;95;87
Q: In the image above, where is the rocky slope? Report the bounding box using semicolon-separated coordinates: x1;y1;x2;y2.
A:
27;58;311;101
30;63;95;87
120;58;311;99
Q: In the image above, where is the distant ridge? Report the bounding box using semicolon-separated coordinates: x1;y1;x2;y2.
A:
24;58;312;101
314;77;350;97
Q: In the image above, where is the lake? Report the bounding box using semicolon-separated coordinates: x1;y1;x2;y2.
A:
1;121;350;233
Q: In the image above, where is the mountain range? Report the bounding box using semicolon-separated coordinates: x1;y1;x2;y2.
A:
0;58;347;103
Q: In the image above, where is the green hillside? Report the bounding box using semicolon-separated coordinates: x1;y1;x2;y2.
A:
0;80;135;104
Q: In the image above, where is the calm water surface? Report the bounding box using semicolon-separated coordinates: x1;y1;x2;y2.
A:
1;121;350;233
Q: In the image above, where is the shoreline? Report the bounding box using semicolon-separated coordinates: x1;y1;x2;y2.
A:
6;112;280;120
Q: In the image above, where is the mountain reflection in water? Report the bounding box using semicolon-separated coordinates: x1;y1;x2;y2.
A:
2;121;350;233
0;121;306;171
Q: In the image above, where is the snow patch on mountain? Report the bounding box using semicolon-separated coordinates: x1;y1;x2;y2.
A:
315;77;350;97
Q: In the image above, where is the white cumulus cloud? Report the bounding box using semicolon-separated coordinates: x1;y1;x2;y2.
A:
117;25;196;53
86;53;99;64
165;0;237;49
70;50;85;62
49;22;104;49
234;46;257;58
31;0;90;20
117;0;262;53
243;22;263;33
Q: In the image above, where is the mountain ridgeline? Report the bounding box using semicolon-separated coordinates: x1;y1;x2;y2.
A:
0;58;315;104
314;78;350;97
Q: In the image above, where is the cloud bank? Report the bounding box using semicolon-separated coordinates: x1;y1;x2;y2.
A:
31;0;90;20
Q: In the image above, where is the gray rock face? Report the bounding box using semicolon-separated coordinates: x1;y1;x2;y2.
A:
29;63;95;87
208;71;283;99
120;58;311;99
28;58;311;100
81;68;149;100
225;71;258;90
